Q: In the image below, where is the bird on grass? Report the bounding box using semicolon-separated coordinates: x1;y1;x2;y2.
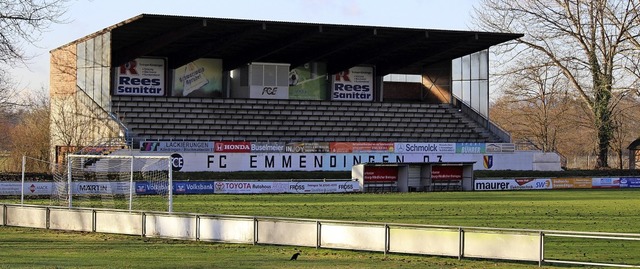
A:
290;252;301;261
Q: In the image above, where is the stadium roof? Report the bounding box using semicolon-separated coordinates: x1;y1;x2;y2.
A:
60;14;523;76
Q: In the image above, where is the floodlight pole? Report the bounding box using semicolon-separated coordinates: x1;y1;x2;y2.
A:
21;155;25;205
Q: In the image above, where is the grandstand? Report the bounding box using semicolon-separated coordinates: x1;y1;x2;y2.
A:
50;14;555;172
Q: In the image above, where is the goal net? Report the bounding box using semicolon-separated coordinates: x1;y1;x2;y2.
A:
65;154;173;212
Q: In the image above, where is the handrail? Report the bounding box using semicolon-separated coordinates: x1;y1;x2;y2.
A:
451;96;511;143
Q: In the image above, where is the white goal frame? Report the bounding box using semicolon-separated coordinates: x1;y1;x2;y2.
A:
66;154;173;212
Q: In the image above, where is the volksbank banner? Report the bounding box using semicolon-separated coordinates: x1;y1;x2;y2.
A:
157;152;542;172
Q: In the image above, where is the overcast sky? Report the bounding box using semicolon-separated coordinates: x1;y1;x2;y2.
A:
10;0;478;94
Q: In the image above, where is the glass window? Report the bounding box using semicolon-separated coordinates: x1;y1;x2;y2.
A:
462;81;471;104
452;58;461;80
471;53;480;80
277;65;289;86
264;65;277;85
479;50;488;80
452;81;462;99
471;80;481;109
479;81;489;116
461;55;470;80
250;64;263;85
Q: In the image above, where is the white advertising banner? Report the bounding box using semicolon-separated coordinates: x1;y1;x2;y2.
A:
332;66;374;101
394;143;456;154
474;179;553;191
158;151;539;172
0;182;54;195
213;181;360;194
140;141;214;152
114;58;165;96
73;181;131;195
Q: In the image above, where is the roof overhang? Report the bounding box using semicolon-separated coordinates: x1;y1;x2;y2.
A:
58;14;523;76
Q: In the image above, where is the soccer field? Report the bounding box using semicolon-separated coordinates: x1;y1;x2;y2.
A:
2;189;640;268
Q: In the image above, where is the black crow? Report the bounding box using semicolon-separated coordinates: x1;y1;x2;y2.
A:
289;252;301;261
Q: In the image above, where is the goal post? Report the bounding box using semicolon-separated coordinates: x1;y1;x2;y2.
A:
66;154;173;212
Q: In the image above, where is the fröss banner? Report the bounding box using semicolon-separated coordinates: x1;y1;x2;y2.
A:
474;179;552;191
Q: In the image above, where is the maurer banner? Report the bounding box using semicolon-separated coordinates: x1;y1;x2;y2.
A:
114;58;165;96
474;179;552;191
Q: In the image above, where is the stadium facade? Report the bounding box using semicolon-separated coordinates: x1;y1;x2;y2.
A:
49;14;562;172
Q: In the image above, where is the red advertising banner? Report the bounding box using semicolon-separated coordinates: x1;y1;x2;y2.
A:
364;166;398;182
214;141;251;153
330;142;395;153
431;166;463;180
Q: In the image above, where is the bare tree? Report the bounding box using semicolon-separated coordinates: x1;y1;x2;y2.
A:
0;0;69;65
474;0;640;168
5;89;50;172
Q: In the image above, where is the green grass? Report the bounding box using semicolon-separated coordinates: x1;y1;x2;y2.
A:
2;189;640;268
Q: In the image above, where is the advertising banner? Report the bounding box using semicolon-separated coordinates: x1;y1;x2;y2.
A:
395;143;456;154
114;58;165;96
551;178;592;189
135;181;215;195
620;178;640;188
284;142;330;153
215;141;251;153
364;166;398;182
431;166;463;180
288;62;327;100
0;182;54;195
485;143;516;153
172;58;223;97
332;66;373;101
140;141;214;152
474;179;552;191
213;181;360;194
330;142;395;153
592;178;620;189
74;181;131;195
456;143;486;154
140;151;539;172
250;142;286;153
